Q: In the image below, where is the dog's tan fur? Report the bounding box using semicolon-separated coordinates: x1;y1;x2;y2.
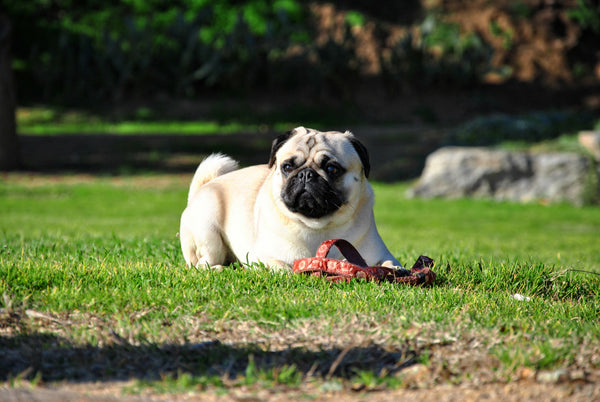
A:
179;126;400;269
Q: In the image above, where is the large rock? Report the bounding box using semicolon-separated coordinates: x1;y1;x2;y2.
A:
408;147;598;205
579;131;600;161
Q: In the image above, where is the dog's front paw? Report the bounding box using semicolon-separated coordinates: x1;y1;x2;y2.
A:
195;260;225;271
265;259;293;273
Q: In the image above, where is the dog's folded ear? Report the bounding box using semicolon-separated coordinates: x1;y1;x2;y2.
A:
349;137;370;178
269;130;295;167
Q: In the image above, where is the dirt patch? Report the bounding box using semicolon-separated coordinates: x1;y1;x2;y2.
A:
312;0;600;85
443;0;590;84
2;381;597;401
2;309;599;401
1;172;193;190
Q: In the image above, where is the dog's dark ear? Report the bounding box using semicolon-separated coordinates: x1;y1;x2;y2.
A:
268;130;294;167
350;137;370;178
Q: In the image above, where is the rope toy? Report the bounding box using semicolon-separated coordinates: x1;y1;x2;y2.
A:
293;239;436;285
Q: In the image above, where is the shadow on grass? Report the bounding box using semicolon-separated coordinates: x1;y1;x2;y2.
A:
19;133;273;175
18;128;443;181
1;332;419;383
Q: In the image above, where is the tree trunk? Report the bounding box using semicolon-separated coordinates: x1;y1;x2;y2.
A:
0;13;20;170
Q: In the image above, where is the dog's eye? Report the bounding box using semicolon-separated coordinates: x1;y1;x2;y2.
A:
326;164;343;177
281;163;294;174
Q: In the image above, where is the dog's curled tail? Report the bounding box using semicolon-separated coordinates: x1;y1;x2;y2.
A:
187;153;239;204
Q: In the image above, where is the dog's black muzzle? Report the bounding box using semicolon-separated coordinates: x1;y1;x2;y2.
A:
281;168;345;219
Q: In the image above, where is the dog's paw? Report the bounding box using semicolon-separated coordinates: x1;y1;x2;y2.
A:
265;259;293;273
195;258;225;271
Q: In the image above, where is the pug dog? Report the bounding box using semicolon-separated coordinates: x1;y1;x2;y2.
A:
179;126;401;270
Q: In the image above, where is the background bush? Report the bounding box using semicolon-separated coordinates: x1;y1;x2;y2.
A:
5;0;600;105
8;0;313;102
447;111;596;146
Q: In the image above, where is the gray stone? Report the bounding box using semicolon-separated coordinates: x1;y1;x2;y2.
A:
536;369;570;384
579;130;600;161
408;147;597;206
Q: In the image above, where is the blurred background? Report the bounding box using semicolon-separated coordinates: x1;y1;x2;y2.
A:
1;0;599;180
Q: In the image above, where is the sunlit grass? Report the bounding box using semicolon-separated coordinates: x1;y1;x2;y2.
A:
16;107;294;135
19;119;282;136
1;174;599;395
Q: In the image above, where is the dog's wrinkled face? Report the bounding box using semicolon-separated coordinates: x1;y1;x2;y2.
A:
268;126;370;222
280;159;345;218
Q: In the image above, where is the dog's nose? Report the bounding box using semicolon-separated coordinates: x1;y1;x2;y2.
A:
297;168;316;183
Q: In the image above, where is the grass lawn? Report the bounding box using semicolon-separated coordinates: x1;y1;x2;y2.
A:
1;173;599;398
16;106;319;136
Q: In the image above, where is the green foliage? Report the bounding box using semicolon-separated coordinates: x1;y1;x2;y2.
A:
6;0;313;101
241;356;302;387
447;110;595;146
381;15;493;92
5;1;506;103
493;340;573;371
568;0;600;33
507;2;535;19
128;372;225;394
489;20;514;50
345;11;366;28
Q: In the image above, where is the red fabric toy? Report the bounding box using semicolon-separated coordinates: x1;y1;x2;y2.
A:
293;239;436;285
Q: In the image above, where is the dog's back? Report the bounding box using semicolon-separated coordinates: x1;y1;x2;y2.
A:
187;153;239;204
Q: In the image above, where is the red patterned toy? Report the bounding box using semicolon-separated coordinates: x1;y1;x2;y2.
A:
293;239;436;285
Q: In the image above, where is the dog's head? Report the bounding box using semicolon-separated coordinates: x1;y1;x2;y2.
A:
268;126;370;222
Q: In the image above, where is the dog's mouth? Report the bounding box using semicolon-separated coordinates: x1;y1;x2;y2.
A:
281;169;345;219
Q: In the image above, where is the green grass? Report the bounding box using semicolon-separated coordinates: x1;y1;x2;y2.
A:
18;118;284;136
16;107;295;135
20;121;261;135
1;174;599;396
16;105;352;136
498;133;590;154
